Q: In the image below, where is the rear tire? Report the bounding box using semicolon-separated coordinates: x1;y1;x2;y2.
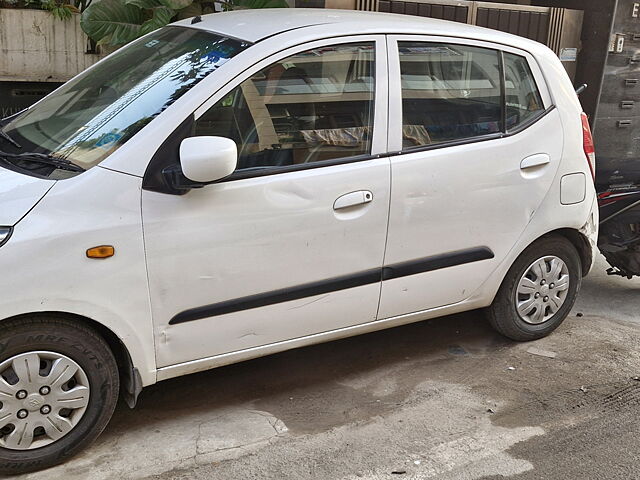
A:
0;316;119;474
486;235;582;341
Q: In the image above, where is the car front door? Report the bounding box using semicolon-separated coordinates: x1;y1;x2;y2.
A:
142;36;390;368
378;36;561;319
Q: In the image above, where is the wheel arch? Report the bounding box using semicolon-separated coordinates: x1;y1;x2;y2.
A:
542;228;593;277
0;311;143;408
479;226;594;309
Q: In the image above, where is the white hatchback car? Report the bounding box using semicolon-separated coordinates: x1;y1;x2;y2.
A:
0;9;597;472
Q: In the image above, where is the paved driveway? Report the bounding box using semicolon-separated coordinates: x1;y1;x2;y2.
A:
16;255;640;480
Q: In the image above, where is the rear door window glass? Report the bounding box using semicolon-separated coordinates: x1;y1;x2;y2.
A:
398;42;502;149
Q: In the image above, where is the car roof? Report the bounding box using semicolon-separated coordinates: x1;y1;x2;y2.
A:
171;8;545;52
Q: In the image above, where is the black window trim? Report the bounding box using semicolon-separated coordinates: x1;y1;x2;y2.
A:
506;104;553;135
219;152;382;182
499;50;507;134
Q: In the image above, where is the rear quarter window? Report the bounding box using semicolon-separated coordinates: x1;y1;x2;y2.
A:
503;52;545;131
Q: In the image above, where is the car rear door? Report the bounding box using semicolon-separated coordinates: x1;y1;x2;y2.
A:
378;35;561;319
142;35;391;368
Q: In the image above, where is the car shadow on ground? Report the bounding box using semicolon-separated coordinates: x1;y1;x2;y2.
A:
103;310;511;438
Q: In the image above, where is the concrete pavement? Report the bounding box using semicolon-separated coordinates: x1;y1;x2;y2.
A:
13;255;640;480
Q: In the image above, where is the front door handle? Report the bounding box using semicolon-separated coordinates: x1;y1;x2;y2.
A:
333;190;373;210
520;154;551;170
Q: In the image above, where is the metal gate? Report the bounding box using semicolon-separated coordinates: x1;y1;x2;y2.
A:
355;0;583;80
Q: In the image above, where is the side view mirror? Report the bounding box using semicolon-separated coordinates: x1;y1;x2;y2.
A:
180;136;238;183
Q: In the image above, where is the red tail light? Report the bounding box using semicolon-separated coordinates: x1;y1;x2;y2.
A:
581;112;596;180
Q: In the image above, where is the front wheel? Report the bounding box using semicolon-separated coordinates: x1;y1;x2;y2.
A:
0;317;119;474
486;235;582;341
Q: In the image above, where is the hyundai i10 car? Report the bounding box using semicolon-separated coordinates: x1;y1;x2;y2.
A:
0;9;597;472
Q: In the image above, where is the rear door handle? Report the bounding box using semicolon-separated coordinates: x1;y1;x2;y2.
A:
520;154;551;170
333;190;373;210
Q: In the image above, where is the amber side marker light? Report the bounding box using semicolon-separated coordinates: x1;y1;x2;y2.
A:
86;245;115;259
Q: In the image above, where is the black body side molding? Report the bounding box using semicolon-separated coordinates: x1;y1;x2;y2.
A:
169;247;494;325
382;247;494;280
170;269;381;325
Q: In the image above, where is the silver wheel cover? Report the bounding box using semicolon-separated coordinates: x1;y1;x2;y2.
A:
0;351;90;450
516;255;570;325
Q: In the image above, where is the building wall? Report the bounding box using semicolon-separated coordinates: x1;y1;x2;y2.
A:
592;0;640;190
0;9;104;83
529;0;616;134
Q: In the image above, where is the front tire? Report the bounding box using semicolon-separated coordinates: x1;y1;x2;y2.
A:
486;235;582;341
0;316;119;474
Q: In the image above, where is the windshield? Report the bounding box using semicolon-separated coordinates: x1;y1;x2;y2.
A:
0;27;250;178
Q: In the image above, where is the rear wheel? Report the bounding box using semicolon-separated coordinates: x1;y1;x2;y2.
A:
486;236;582;341
0;317;119;474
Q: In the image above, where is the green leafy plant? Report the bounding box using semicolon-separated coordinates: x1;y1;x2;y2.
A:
1;0;81;20
43;0;78;19
81;0;288;46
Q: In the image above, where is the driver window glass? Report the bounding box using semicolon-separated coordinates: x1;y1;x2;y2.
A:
194;42;375;171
